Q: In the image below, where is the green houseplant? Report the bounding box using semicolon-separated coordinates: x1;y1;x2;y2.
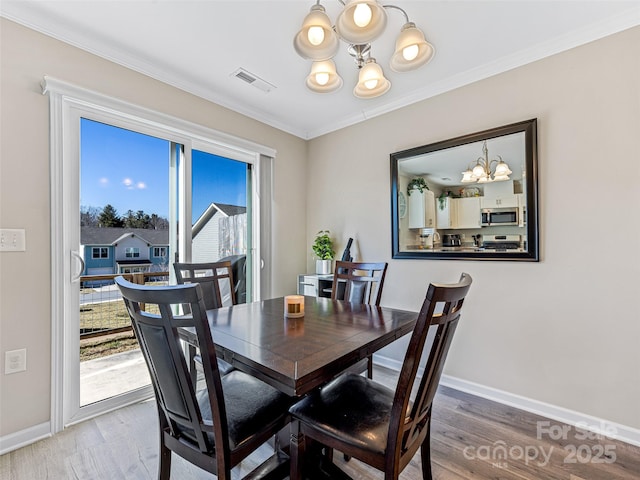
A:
312;230;335;274
407;177;429;195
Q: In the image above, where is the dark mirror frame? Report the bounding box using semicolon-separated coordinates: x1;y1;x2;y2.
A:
391;119;539;261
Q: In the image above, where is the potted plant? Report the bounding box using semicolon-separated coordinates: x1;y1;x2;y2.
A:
312;230;335;274
407;177;429;195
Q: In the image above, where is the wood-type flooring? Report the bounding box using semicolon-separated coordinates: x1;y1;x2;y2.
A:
1;366;638;479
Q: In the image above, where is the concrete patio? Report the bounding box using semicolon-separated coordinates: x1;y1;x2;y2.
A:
80;348;150;406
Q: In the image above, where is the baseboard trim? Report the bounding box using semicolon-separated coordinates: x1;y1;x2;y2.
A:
373;355;640;448
0;421;51;455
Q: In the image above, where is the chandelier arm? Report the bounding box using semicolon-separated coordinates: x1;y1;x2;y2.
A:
381;4;410;23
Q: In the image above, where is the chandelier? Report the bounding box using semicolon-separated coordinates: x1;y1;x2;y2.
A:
461;141;513;183
293;0;435;99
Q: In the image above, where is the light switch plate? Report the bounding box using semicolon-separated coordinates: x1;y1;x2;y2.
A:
0;229;26;252
5;349;27;374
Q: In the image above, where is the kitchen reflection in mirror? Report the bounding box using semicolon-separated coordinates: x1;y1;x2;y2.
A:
391;119;539;261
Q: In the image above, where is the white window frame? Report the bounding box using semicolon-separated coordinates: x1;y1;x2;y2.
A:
125;247;140;258
43;76;275;433
153;246;167;258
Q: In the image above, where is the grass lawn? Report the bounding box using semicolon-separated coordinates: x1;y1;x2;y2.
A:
80;334;140;361
79;299;160;361
80;300;131;332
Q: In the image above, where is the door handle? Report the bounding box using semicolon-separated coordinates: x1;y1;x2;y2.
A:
71;251;85;283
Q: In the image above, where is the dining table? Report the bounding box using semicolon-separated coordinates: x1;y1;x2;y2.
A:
179;295;418;398
178;295;417;479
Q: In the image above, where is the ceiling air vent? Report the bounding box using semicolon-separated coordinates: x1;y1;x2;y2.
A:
231;68;276;93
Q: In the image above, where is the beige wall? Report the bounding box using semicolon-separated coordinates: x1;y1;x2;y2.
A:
306;27;640;430
0;18;307;436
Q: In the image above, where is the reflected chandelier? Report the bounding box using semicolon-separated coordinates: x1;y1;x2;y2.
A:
294;0;435;99
461;141;513;183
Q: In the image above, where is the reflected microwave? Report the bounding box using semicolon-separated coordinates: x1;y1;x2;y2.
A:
481;207;518;226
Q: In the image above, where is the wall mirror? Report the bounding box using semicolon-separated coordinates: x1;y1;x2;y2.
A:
391;119;539;261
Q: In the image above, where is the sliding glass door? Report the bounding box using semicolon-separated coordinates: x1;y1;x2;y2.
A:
77;123;255;411
46;77;274;431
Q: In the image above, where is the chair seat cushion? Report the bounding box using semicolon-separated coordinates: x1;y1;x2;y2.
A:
197;370;291;450
289;373;395;456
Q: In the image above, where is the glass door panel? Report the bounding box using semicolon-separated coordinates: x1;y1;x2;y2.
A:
79;118;170;406
191;150;252;303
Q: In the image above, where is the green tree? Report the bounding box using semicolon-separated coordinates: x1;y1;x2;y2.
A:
98;204;123;227
123;209;153;228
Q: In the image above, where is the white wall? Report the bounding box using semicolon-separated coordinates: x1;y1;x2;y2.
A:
306;27;640;432
0;18;307;438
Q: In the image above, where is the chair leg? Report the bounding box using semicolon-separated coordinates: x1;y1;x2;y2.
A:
367;355;373;379
290;420;306;480
420;421;433;480
158;434;172;480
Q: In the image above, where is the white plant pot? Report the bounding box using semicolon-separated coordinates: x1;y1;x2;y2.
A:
316;259;332;275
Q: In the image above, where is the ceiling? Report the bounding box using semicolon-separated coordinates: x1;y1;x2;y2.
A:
2;1;639;139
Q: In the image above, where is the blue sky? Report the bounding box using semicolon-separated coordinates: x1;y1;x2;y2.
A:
80;119;247;224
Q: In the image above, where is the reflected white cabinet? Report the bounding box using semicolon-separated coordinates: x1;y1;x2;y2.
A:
436;197;455;229
408;189;435;229
454;197;481;228
437;197;481;229
480;194;518;209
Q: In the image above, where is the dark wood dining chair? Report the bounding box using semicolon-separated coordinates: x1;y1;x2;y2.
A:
115;276;291;480
331;260;388;378
174;261;236;377
174;261;236;310
289;273;473;480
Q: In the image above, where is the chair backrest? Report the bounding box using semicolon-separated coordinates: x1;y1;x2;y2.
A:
331;261;388;306
387;273;472;473
174;261;236;310
115;276;230;457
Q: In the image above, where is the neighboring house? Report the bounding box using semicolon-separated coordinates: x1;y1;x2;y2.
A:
80;227;170;275
191;203;247;262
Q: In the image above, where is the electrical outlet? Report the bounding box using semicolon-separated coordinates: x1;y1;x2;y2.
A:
5;349;27;374
0;229;26;252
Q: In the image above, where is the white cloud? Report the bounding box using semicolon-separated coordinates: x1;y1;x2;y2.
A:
99;177;109;186
136;182;146;190
122;178;134;189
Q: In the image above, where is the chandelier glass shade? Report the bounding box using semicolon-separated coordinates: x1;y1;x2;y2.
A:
354;58;390;98
335;0;387;44
306;60;344;93
390;22;435;72
461;141;513;183
294;0;435;98
294;5;340;61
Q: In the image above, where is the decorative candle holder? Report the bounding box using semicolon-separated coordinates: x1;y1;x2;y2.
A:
284;295;305;318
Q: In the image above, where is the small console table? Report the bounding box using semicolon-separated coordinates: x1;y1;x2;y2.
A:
297;273;334;298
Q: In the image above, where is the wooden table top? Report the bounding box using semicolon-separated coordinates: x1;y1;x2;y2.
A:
181;296;417;397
